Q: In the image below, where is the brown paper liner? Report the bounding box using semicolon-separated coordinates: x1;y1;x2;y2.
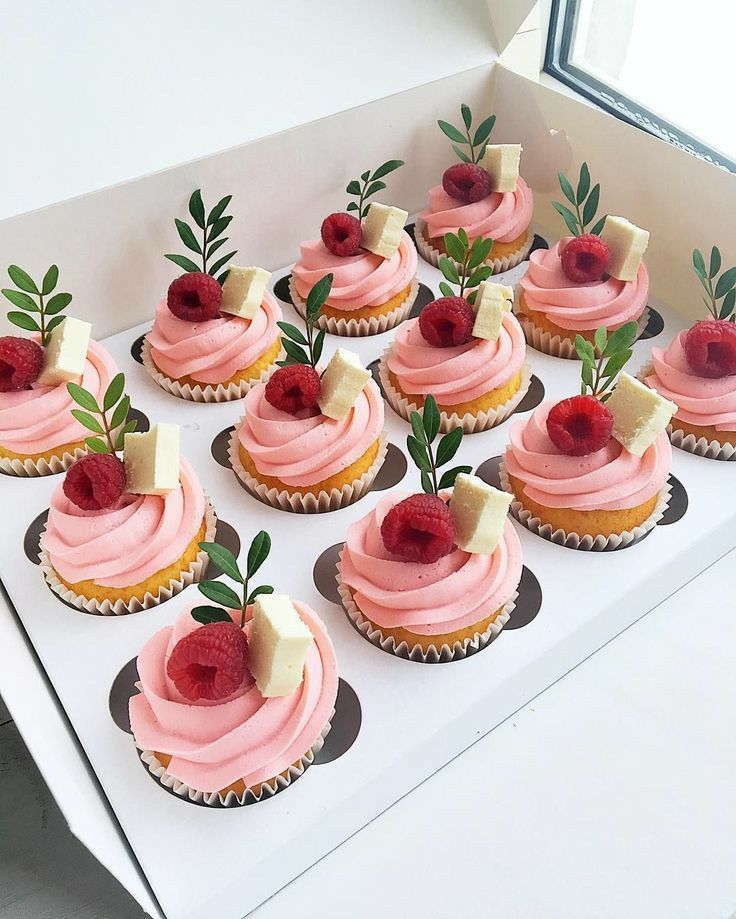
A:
336;564;515;663
379;356;532;435
142;338;282;402
137;714;333;807
289;276;418;337
499;461;672;550
414;218;533;274
0;445;87;478
228;427;387;513
39;500;217;615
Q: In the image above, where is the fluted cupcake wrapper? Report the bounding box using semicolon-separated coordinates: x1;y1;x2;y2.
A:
142;338;282;403
499;461;672;551
228;426;388;514
39;499;218;615
379;355;532;435
0;445;87;478
136;713;333;808
637;361;736;461
289;276;418;338
414;218;533;274
336;563;515;664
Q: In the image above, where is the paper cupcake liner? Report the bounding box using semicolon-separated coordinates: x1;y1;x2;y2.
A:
39;499;218;615
137;714;333;807
142;338;282;403
379;356;532;435
414;218;533;274
499;461;672;550
636;362;736;461
515;302;650;359
289;276;418;337
0;444;87;478
228;426;388;513
336;564;515;663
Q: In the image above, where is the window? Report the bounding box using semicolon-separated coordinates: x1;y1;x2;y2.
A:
545;0;735;172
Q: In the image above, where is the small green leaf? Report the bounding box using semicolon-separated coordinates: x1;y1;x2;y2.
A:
438;119;467;144
208;251;237;278
71;409;104;433
589;215;607;236
41;265;59;295
435;427;463;467
452;144;472;164
7;265;39;294
594;326;608;355
720;288;736;319
601;349;632;381
346;180;362;196
582;183;600;227
313;329;326;365
277;321;308;345
715;267;736;299
2;289;38;311
208;215;233;242
306;273;333;318
44;316;64;338
444;233;466;264
605;320;639;354
363;180;386;201
175;218;202;255
576;162;590;205
551;202;580;237
461;103;472;130
360;170;370;181
217;271;229;285
407;435;431;473
198;580;242;609
247;530;271;578
85;437;109;453
466;266;493;289
438;466;472;490
247;585;274;606
207;194;232;227
439;258;460;286
165;253;200;273
581;361;594;390
370;160;404;181
346;202;360;213
7;311;40;332
45;292;72;315
467;290;477;305
421;470;434;494
439;281;455;298
206;237;229;259
188;189;206;229
66;382;100;413
467;238;493;270
709;246;722;279
103;372;125;412
457;228;469;248
191;605;232;625
114;419;137;451
692;248;707;277
574;335;595;364
472;114;495;148
557;172;576;206
410;411;427;444
281;339;310;364
422;395;440;443
110;394;131;431
199;541;243;582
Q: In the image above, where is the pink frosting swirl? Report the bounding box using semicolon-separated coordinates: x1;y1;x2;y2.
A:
504;402;671;511
520;238;648;332
0;338;118;454
41;457;205;588
340;492;522;635
146;291;281;384
292;230;417;312
386;311;526;405
645;331;736;431
129;601;338;792
237;378;384;487
419;178;533;242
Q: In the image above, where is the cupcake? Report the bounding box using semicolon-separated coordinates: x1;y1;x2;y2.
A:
231;276;386;512
517;164;649;357
143;190;282;401
337;399;522;662
40;386;215;614
290;160;418;336
415;104;534;272
130;531;338;806
0;264;119;476
642;245;736;460
503;323;677;550
381;229;530;433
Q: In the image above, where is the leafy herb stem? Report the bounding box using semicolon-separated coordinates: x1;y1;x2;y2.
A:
2;264;72;345
276;274;333;368
194;533;273;629
574;322;639;402
437;229;494;303
692;247;736;321
66;372;137;454
406;396;471;495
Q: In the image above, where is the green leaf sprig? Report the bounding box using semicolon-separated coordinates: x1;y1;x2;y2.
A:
438;104;495;164
165;189;237;283
407;396;472;495
346;160;404;219
194;532;273;629
1;265;72;346
66;372;137;453
574;322;639;402
438;228;494;301
553;163;607;237
277;273;333;368
692;246;736;321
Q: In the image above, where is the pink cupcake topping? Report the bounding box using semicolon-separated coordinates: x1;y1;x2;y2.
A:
420;177;533;243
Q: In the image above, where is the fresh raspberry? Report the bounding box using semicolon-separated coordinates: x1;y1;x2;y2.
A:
265;364;321;414
167;271;222;321
321;212;362;257
381;493;457;564
684;319;736;378
418;297;475;348
63;453;127;510
546;395;613;456
560;234;611;283
166;621;247;702
0;336;44;392
442;163;492;203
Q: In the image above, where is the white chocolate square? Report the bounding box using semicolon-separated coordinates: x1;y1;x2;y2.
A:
249;595;314;698
37;317;91;386
451;473;512;555
360;203;408;259
600;216;649;282
479;144;521;192
318;348;371;421
606;373;677;457
472;281;513;341
123;423;180;495
220;265;271;319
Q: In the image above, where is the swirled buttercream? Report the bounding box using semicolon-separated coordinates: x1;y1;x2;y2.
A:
419;178;533;242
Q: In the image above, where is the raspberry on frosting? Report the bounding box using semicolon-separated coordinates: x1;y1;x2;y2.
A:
684;319;736;378
546;395;613;456
166;620;248;702
321;212;362;257
167;272;222;321
442;163;492;204
265;364;321;414
381;493;456;564
0;336;44;392
418;297;475;348
560;234;611;283
62;453;127;510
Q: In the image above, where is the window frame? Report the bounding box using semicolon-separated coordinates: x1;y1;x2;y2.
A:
544;0;735;174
